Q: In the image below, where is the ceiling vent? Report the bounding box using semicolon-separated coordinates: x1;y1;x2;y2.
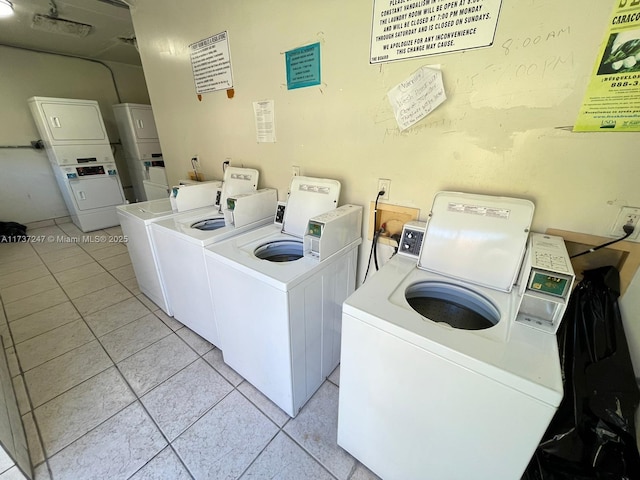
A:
31;13;93;37
31;0;93;38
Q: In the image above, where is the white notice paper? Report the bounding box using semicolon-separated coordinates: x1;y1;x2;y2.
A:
387;66;446;131
190;31;233;94
370;0;503;64
253;100;276;143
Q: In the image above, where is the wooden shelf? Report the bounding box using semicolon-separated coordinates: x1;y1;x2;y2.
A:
369;202;420;247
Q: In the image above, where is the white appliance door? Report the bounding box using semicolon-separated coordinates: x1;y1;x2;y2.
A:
69;177;125;210
419;191;534;292
41;102;108;142
130;107;159;140
282;176;341;237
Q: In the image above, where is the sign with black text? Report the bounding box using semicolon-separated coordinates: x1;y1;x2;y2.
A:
190;31;233;94
370;0;503;63
574;0;640;132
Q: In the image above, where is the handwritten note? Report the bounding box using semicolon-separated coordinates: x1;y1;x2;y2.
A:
387;66;446;130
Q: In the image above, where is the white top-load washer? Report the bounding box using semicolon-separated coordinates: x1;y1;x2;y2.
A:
204;176;363;417
150;167;273;345
337;191;564;480
116;181;222;315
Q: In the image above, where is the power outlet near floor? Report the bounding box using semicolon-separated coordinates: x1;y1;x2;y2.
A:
610;206;640;241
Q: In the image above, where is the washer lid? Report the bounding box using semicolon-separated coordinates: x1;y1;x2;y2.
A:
282;176;341;237
418;192;534;292
220;167;259;209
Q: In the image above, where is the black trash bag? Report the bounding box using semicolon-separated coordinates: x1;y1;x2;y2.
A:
523;266;640;480
0;221;27;243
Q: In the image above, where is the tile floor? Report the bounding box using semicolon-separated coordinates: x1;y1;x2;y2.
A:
0;217;380;480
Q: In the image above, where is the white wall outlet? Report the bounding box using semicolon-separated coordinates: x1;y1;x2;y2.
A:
378;178;391;200
292;165;300;176
610;206;640;241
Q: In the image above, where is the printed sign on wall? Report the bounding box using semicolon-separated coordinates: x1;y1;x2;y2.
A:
190;31;233;94
574;1;640;132
370;0;503;64
286;43;321;90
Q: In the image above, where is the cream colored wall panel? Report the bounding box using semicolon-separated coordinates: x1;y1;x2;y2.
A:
129;0;636;229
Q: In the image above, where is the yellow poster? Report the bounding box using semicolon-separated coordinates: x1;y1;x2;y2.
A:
574;1;640;132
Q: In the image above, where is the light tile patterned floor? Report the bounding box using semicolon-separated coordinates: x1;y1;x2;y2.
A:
0;218;380;480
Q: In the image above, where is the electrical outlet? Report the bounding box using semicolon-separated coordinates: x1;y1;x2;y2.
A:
610;206;640;241
292;165;300;176
378;178;391;200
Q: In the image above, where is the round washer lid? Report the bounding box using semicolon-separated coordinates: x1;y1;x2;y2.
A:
418;191;534;292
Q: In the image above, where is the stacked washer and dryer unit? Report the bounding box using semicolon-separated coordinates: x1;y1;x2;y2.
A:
337;191;574;480
28;96;126;232
113;103;168;202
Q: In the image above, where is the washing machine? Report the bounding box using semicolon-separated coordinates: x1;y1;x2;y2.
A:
204;176;363;417
116;180;222;315
150;167;271;345
337;192;564;480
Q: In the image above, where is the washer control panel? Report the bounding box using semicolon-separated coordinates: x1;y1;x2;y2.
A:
398;221;427;258
515;233;575;334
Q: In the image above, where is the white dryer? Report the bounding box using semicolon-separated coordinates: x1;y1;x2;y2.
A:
337;192;564;480
150;168;270;345
204;176;363;417
113;103;163;203
28;96;126;232
116;181;222;315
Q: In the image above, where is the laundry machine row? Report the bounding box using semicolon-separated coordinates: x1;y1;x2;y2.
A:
121;171;365;419
116;180;223;315
337;191;574;480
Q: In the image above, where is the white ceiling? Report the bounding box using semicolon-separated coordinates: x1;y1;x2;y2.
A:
0;0;141;65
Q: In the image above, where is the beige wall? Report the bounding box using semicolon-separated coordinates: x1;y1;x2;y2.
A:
129;0;640;372
0;46;150;222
